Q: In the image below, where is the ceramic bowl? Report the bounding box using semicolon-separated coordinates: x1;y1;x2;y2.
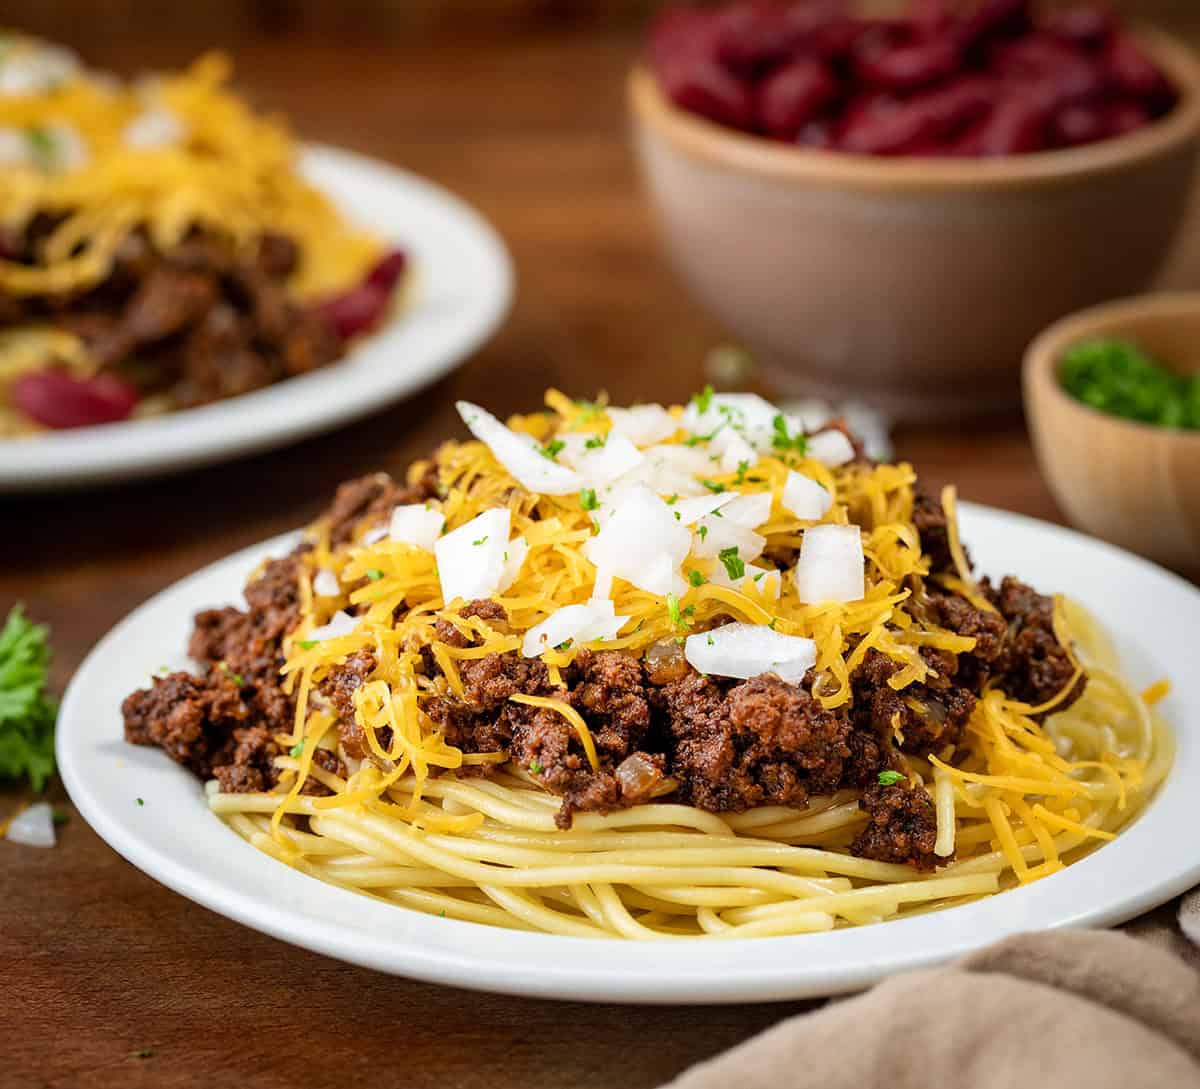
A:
1024;291;1200;573
629;30;1200;420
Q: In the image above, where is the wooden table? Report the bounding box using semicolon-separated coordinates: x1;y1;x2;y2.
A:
5;24;1200;1089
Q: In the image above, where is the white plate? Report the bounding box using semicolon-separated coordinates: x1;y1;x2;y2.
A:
0;144;512;492
57;504;1200;1004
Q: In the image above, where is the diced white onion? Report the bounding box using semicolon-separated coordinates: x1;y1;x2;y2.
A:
721;492;773;529
669;492;737;525
362;524;389;546
0;44;80;96
435;507;513;604
5;801;55;848
680;392;786;453
585;485;690;597
312;568;340;597
522;600;629;658
559;431;644;488
388;503;445;551
691;516;765;562
606;404;678;447
456;401;583;495
794;524;865;604
706;561;782;600
806;429;856;467
684;623;816;684
713;429;758;474
306;610;359;643
124;106;186;149
498;535;528;592
781;471;832;521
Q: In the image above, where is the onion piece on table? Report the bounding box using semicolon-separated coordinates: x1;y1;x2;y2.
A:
5;802;56;848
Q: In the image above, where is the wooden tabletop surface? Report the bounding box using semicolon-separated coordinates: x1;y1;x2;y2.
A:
5;20;1200;1089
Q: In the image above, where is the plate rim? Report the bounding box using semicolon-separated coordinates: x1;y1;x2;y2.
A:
56;502;1200;1004
0;143;513;492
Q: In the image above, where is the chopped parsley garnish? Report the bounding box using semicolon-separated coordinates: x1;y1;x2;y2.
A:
579;487;599;511
574;399;603;424
529;760;544;775
555;639;573;651
136;798;144;807
700;479;725;494
541;439;566;461
132;1049;154;1060
52;808;69;826
693;385;714;413
289;742;304;758
697;525;709;541
366;569;384;581
0;605;58;792
1060;337;1200;429
584;434;607;450
220;662;245;686
666;494;679;505
666;593;688;631
688;569;705;587
706;634;715;646
768;617;778;630
157;664;170;675
718;547;745;580
298;640;317;650
25;126;57;168
771;413;807;454
472;536;489;546
734;460;751;484
878;770;907;786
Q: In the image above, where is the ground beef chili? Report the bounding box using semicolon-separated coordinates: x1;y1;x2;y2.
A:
5;225;408;430
122;468;1087;871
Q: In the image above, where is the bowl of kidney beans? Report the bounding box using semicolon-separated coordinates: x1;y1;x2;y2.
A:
630;0;1200;418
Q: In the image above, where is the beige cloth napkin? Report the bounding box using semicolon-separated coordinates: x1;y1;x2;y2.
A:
662;910;1200;1089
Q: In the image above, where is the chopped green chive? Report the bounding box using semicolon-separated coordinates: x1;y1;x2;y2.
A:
289;742;304;758
529;760;544;774
584;434;606;450
132;1048;153;1060
697;525;709;541
771;413;808;455
718;546;745;581
688;569;705;587
666;593;685;630
366;569;384;581
298;639;317;650
878;770;907;786
541;439;566;461
472;536;488;546
579;487;599;511
136;798;144;807
693;385;714;413
700;479;725;494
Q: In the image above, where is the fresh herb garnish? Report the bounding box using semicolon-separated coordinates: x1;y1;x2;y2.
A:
1060;338;1200;429
734;460;751;484
718;547;745;580
666;593;687;631
700;479;725;494
0;605;58;792
688;569;705;587
52;808;69;826
136;798;145;807
289;742;305;758
771;413;807;454
584;434;606;450
132;1049;154;1060
574;399;602;425
472;536;489;546
298;640;317;651
366;569;384;581
579;487;599;511
878;770;906;786
529;760;544;775
697;525;709;541
25;126;57;169
541;439;566;461
693;385;714;414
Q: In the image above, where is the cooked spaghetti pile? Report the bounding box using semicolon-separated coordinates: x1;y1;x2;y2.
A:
125;388;1172;939
0;39;378;299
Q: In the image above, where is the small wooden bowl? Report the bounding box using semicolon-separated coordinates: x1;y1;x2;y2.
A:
629;28;1200;420
1024;293;1200;573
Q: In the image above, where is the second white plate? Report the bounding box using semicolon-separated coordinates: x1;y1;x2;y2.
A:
0;144;512;492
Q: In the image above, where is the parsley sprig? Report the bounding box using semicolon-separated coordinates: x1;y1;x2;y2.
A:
0;605;58;791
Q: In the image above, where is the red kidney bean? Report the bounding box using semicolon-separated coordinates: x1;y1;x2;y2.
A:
715;2;805;74
963;92;1050;155
647;8;721;69
365;249;408;292
797;118;835;148
1104;33;1174;106
1046;5;1115;49
957;0;1032;50
756;57;839;139
993;35;1104;108
659;52;756;130
1051;103;1108;146
11;369;140;429
1104;98;1151;137
855;35;962;91
839;75;995;154
315;283;392;342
